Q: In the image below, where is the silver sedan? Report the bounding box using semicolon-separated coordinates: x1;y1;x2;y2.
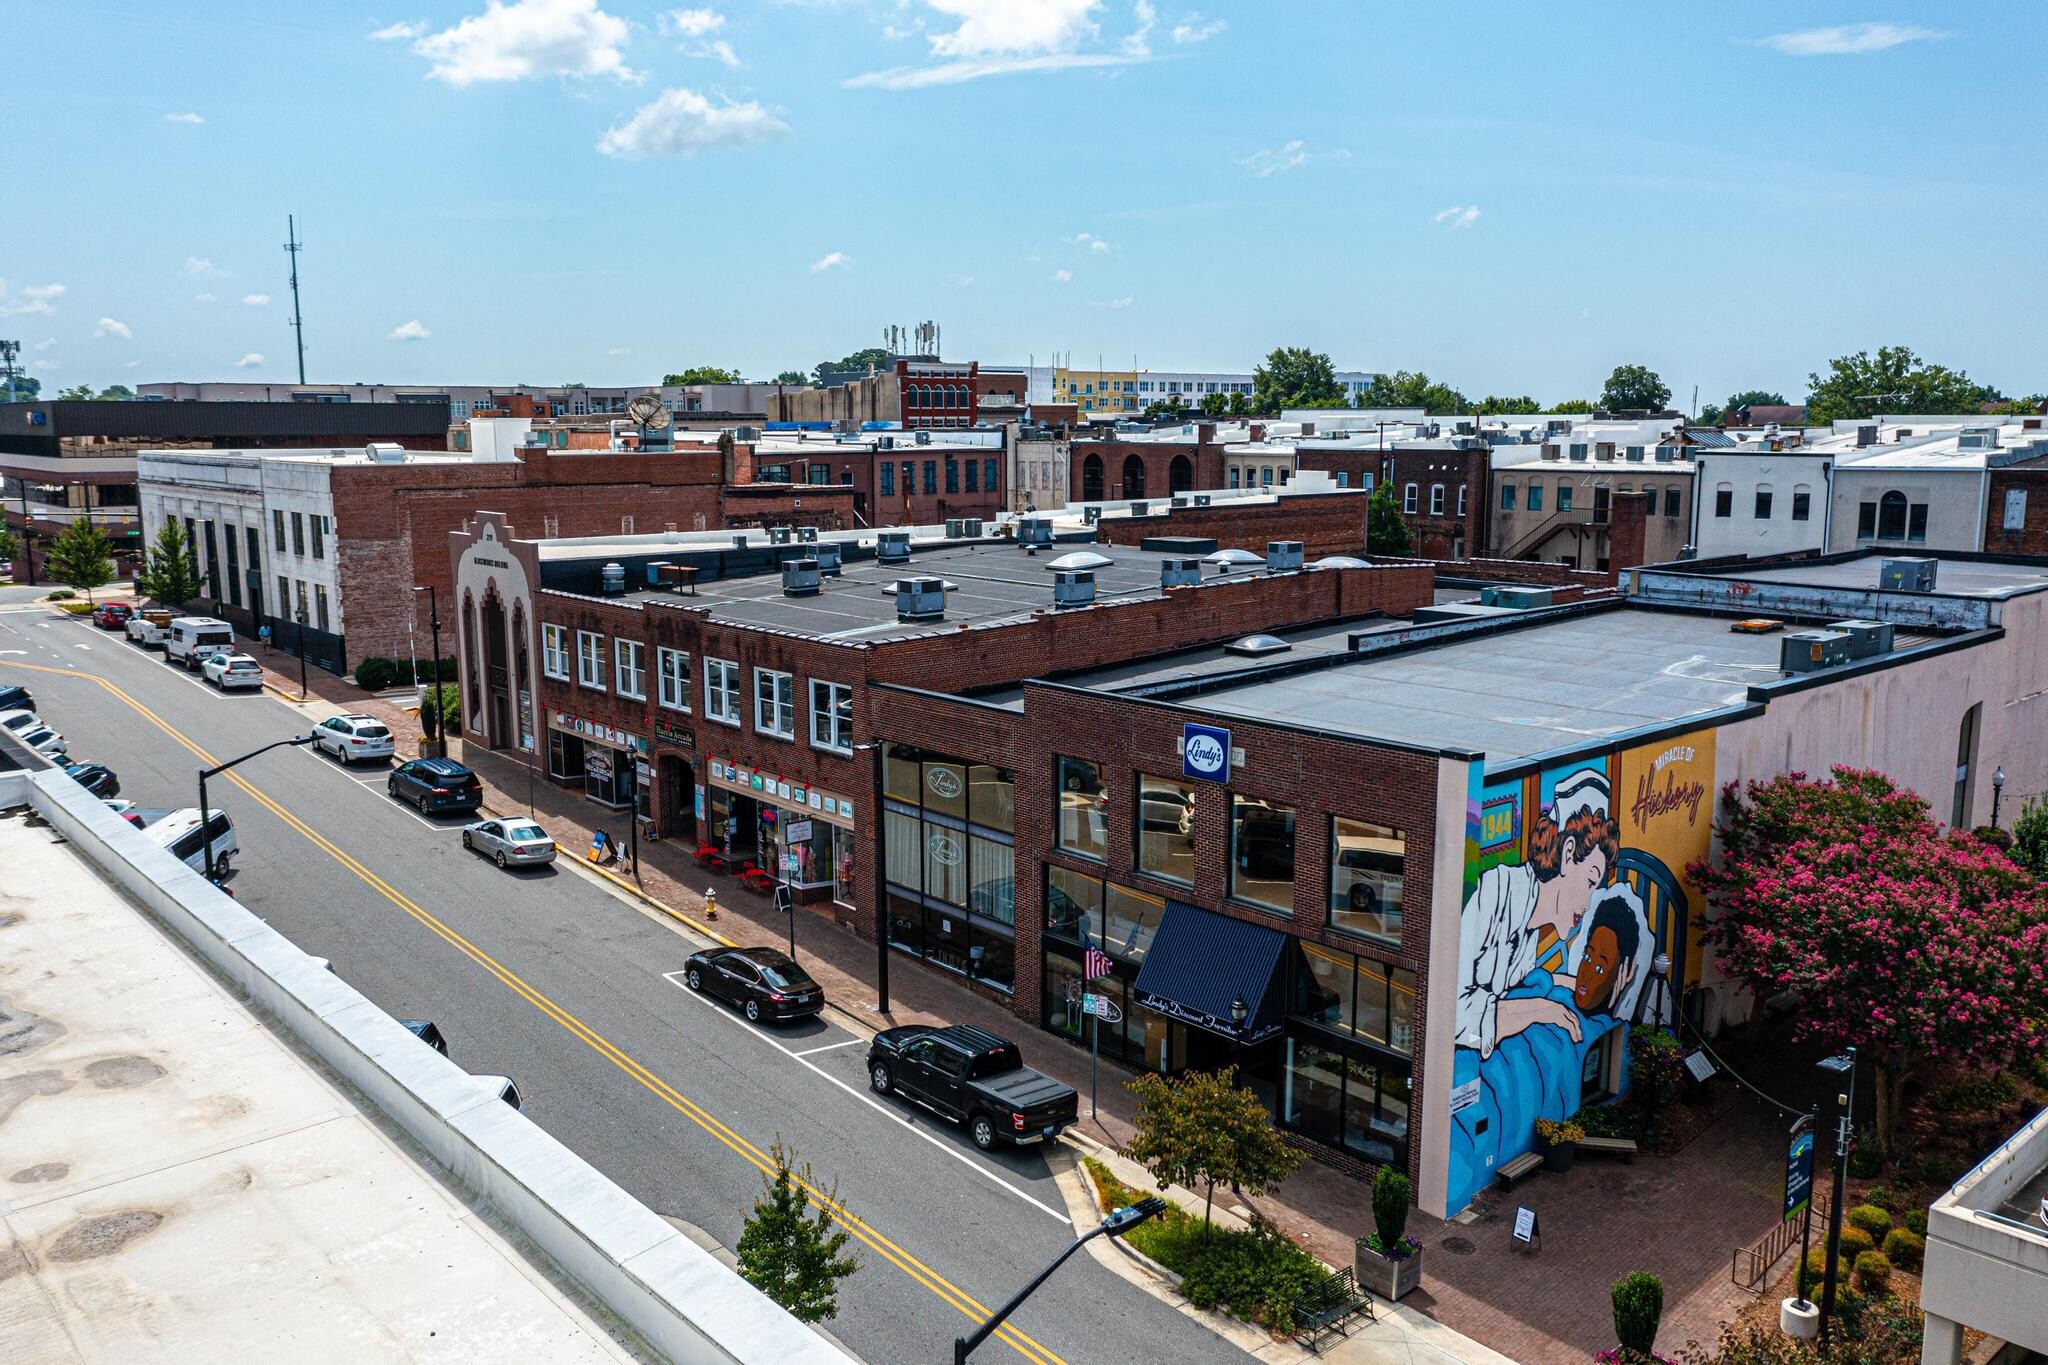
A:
461;818;557;868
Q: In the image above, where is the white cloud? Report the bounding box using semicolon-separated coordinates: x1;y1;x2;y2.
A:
848;0;1157;89
389;319;431;341
667;7;723;37
1171;13;1223;43
125;359;141;369
184;256;225;279
1238;139;1332;177
665;7;739;64
412;0;634;85
810;251;852;273
1761;22;1941;55
1067;231;1113;254
233;353;266;368
1090;295;1134;309
607;346;631;355
163;111;206;124
847;51;1140;88
0;281;65;317
369;20;425;40
194;293;217;304
1051;269;1073;283
32;338;57;352
597;87;789;157
95;317;133;339
242;293;272;306
950;273;976;287
1122;0;1155;56
1431;204;1481;229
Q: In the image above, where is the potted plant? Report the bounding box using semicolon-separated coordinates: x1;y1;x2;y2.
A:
1534;1115;1584;1173
1354;1165;1424;1300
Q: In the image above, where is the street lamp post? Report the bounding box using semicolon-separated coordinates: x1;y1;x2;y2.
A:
852;740;889;1014
413;585;443;747
198;734;313;881
295;606;309;701
953;1199;1168;1364
1816;1048;1858;1346
1992;766;2007;829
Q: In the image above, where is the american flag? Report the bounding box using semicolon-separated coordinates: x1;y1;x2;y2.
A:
1083;942;1113;982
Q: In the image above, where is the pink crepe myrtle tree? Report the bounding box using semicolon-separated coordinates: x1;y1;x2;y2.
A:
1689;768;2048;1154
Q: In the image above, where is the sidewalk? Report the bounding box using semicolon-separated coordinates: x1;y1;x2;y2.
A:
253;659;1787;1364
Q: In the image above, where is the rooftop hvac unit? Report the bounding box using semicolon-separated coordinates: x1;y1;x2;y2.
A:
878;436;895;450
1172;495;1189;508
797;526;819;543
813;542;843;576
915;430;932;445
1781;629;1852;673
962;518;984;537
1624;446;1645;462
1265;540;1305;572
1160;557;1203;589
1130;500;1150;516
782;558;822;597
877;530;912;564
1193;493;1212;507
600;562;626;596
732;533;750;549
1052;569;1097;608
366;442;407;463
1855;424;1878;448
768;526;794;545
733;426;761;442
1480;585;1553;609
896;576;946;621
1017;516;1054;548
1595;442;1615;461
1880;556;1938;592
944;518;968;538
1568;444;1589;461
1654;446;1677;462
1959;426;2001;450
1541;445;1562;461
1826;619;1893;659
1082;506;1103;526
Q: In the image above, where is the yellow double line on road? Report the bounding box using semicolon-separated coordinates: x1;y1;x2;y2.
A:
5;659;1067;1365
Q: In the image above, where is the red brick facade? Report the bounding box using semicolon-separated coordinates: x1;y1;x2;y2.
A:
1984;463;2048;556
1070;426;1224;503
1300;445;1492;561
1094;491;1369;558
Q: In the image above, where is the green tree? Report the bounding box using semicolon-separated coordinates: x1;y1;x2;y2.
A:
0;526;16;565
1805;346;1989;424
1599;364;1672;413
1142;397;1188;420
1353;370;1469;413
1199;391;1231;416
94;384;134;401
1551;398;1596;414
56;383;95;400
419;683;461;739
44;517;114;603
772;369;810;386
662;366;743;386
1474;394;1543;415
1124;1067;1303;1234
2011;793;2048;879
1252;346;1346;411
3;374;41;401
1366;481;1413;555
137;519;202;606
1726;389;1786;409
813;346;892;384
1612;1272;1665;1357
1226;391;1252;417
735;1140;857;1323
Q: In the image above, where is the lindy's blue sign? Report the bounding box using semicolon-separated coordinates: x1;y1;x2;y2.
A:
1181;722;1231;782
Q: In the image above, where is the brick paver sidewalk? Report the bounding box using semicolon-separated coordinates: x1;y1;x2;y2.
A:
257;659;1790;1363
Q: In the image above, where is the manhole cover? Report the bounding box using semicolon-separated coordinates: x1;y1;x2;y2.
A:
1440;1236;1477;1256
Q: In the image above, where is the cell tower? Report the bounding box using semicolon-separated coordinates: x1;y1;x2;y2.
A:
284;215;307;384
0;340;20;402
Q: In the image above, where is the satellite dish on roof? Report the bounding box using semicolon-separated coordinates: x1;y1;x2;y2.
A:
628;393;671;429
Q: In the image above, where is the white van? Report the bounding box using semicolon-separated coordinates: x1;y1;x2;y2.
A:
144;808;238;874
164;617;237;670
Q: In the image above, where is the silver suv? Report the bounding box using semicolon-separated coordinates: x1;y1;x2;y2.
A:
313;713;396;764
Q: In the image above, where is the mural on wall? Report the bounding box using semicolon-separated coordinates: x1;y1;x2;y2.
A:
1442;730;1716;1214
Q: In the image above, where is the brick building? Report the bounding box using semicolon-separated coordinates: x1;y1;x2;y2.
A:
1291;440;1493;560
1985;454;2048;555
1091;484;1370;559
1069;422;1232;503
750;430;1008;525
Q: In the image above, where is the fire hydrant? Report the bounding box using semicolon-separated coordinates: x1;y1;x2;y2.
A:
704;887;719;921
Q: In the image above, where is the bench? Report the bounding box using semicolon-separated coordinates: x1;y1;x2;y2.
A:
1290;1266;1375;1352
1576;1135;1639;1161
1497;1151;1544;1187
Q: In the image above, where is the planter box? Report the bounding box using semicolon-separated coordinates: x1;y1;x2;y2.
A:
1355;1242;1423;1301
1540;1137;1577;1173
417;739;449;759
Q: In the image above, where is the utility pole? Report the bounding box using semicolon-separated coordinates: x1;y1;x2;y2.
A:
0;339;20;402
284;215;307;384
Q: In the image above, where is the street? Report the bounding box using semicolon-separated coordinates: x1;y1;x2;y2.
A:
0;588;1236;1365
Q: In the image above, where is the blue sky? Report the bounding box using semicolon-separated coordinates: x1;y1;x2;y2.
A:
6;1;2044;406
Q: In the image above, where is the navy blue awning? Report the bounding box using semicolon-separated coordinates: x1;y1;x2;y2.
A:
1132;901;1290;1044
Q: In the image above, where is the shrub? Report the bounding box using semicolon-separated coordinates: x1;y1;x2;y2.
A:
1176;1220;1324;1334
354;656;398;691
1881;1228;1923;1270
1932;1070;2020;1114
1853;1250;1891;1293
1972;824;2013;851
2032;1053;2048;1089
58;600;94;615
1578;1099;1645;1140
1849;1135;1885;1179
1838;1225;1875;1258
1366;1164;1415;1258
1628;1026;1686;1114
1846;1204;1893;1239
1861;1186;1896;1211
1903;1210;1927;1237
1611;1272;1664;1356
1797;1249;1865;1316
1534;1115;1586;1145
45;588;73;600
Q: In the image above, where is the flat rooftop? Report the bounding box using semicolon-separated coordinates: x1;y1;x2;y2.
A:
0;812;639;1364
1728;555;2048;600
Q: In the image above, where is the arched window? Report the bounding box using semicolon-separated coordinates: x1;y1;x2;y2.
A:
1878;489;1908;539
1122;453;1147;500
1792;483;1813;521
1754;483;1774;519
1429;484;1445;515
1403;483;1419;514
1081;453;1105;501
1457;484;1467;517
1168;454;1193;493
1501;481;1517;510
1229;467;1241;489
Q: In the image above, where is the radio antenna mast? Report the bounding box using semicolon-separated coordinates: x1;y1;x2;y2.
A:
284;215;307;384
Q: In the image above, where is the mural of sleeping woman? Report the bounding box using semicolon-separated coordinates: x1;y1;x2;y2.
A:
1442;732;1715;1215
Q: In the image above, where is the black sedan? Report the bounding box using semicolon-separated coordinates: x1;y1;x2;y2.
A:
64;762;120;799
683;946;825;1023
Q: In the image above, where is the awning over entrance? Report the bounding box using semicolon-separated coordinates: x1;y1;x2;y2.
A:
1132;901;1290;1045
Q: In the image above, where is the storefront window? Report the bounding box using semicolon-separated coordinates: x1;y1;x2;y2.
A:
1044;952;1087;1042
1046;865;1103;942
887;891;924;954
1230;795;1295;912
1329;817;1404;943
881;742;1017;993
970;835;1012;924
970;764;1014;833
884;742;922;804
922;823;967;907
1135;773;1196;884
1284;1040;1347;1146
548;729;583;781
1101;882;1166;961
922;757;967;819
1297;942;1417;1058
1057;756;1108;859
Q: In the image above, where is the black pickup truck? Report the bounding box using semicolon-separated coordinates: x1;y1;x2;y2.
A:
867;1024;1079;1151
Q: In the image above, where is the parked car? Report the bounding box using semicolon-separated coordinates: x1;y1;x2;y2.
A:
867;1024;1079;1151
142;808;237;873
201;652;265;690
127;609;175;648
0;558;13;579
2;713;67;761
0;709;44;738
164;616;237;670
474;1074;523;1111
0;684;32;713
401;1019;448;1056
91;602;135;630
62;762;120;799
387;757;483;814
461;817;556;868
683;946;824;1024
112;805;176;830
1333;833;1405;916
312;713;395;764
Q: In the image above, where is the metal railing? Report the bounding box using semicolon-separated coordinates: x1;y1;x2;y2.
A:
1731;1190;1829;1294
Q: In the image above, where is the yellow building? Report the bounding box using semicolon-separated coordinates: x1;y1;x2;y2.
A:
1051;367;1140;413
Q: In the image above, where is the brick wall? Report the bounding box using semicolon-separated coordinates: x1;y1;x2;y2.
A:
1294;445;1493;559
1606;489;1650;578
1070;428;1223;503
1985;465;2048;556
1093;492;1369;559
1372;552;1617;596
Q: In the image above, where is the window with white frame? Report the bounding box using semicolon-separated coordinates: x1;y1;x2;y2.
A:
1403;483;1418;514
542;624;569;680
1429;484;1445;515
705;658;741;723
615;639;645;699
657;648;692;710
576;630;606;689
754;668;795;738
810;680;853;753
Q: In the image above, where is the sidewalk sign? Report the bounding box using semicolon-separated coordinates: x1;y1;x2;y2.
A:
1512;1206;1539;1251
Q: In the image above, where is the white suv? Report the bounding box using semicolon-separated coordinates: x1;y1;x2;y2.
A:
201;653;265;690
313;713;396;764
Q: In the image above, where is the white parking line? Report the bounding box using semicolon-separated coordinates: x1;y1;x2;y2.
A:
293;745;449;830
661;969;1070;1224
792;1038;866;1057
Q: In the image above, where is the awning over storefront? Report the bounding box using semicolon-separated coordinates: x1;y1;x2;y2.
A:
1132;901;1290;1045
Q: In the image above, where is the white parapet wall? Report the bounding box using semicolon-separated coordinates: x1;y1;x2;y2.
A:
3;764;852;1365
1919;1104;2048;1362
